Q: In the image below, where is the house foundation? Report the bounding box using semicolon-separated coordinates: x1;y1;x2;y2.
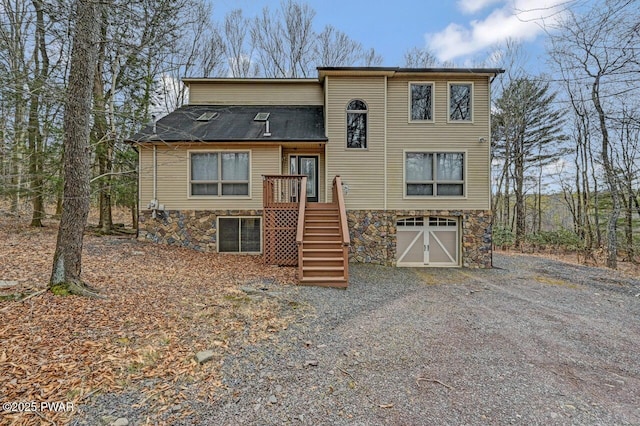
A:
347;209;492;268
138;209;261;252
139;208;491;268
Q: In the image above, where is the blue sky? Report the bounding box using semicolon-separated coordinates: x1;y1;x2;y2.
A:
212;0;572;70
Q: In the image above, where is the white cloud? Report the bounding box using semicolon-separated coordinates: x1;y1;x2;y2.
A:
428;0;568;62
457;0;504;14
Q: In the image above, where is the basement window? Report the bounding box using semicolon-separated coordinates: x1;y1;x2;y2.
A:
218;217;261;253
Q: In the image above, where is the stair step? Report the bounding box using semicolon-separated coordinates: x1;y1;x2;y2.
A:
303;262;344;268
305;228;340;234
299;277;348;288
303;235;341;242
302;248;343;255
304;234;341;238
303;257;344;262
306;203;337;209
303;266;344;271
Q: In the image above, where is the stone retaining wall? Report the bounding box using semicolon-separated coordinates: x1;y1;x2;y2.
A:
347;209;492;268
138;210;261;251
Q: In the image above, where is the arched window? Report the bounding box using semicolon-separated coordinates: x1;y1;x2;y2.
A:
346;100;367;149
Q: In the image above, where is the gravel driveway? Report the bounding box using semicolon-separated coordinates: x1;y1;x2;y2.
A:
75;253;640;425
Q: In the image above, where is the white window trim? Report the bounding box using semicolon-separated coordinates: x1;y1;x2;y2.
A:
402;149;468;199
345;99;368;150
187;149;252;199
216;216;262;254
447;82;474;123
408;81;435;123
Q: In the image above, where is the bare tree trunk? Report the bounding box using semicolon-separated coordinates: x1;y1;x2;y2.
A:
514;145;525;249
624;191;633;261
50;0;103;297
28;0;49;227
592;75;620;268
92;8;114;234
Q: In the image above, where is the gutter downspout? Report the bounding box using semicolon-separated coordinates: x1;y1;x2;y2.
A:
152;144;157;219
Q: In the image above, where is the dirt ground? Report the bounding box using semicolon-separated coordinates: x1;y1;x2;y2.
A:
1;211;639;425
0;216;296;425
76;254;640;425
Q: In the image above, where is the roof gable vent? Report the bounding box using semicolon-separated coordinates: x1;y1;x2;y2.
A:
196;112;219;121
254;112;270;121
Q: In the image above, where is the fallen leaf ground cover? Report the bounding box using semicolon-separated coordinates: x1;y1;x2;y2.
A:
0;215;296;425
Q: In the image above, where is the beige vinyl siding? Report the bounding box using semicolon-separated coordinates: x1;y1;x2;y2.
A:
188;81;323;105
325;76;386;209
386;76;491;210
138;143;281;210
138;144;155;208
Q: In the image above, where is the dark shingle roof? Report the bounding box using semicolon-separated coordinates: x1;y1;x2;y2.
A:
128;105;326;143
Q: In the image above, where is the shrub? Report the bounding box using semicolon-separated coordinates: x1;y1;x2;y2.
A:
493;227;515;248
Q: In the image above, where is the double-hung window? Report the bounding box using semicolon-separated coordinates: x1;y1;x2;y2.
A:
405;152;464;197
190;151;249;197
449;83;472;121
409;83;434;121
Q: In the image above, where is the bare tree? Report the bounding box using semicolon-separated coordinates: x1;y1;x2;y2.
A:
251;1;316;77
251;6;287;77
0;0;30;212
26;0;50;226
361;48;383;67
50;0;102;296
251;1;381;76
314;25;362;67
403;47;439;68
549;0;640;268
224;9;256;77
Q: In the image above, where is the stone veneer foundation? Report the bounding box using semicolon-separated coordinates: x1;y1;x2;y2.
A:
347;209;492;268
139;209;492;268
138;210;261;252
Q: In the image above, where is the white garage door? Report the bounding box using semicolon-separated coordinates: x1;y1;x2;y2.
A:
396;217;459;267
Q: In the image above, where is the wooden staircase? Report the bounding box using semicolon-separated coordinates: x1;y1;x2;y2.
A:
299;203;348;287
296;176;350;288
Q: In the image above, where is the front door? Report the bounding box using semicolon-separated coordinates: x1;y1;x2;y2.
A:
290;155;319;202
396;217;459;267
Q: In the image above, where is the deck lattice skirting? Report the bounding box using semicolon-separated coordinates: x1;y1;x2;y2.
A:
262;175;305;266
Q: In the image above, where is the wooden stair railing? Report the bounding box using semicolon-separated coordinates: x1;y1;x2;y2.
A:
297;176;349;288
296;177;307;282
333;176;350;285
